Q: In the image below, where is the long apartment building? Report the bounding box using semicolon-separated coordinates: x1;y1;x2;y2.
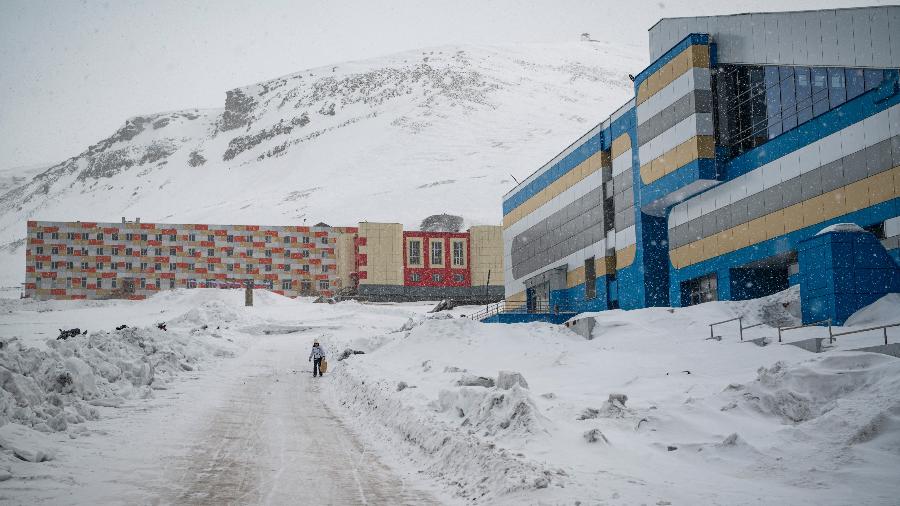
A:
24;219;504;302
500;6;900;325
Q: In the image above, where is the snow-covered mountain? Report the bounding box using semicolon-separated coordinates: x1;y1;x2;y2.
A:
0;42;640;286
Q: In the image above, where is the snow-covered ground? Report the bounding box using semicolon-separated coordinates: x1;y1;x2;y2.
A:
1;288;898;504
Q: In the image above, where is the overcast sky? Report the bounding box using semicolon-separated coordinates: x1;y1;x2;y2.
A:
0;0;885;170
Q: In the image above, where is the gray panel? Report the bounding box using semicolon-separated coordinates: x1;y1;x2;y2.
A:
623;187;635;208
805;12;824;66
819;10;839;67
730;200;749;228
835;9;857;67
747;196;766;222
716;210;732;236
637;90;714;146
842;150;869;184
687;219;703;243
871;8;891;68
866;139;893;176
891;7;900;67
800;170;823;201
892;137;900;167
761;186;784;215
701;212;717;237
784;12;804;65
820;159;845;193
850;8;873;68
763;14;781;64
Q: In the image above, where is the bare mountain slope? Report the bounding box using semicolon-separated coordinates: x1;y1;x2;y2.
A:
0;42;639;286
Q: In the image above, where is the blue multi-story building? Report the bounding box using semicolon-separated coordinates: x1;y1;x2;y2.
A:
497;6;900;325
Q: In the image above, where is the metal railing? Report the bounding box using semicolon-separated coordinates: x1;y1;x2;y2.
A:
468;300;577;321
830;321;900;346
777;318;832;343
708;316;765;341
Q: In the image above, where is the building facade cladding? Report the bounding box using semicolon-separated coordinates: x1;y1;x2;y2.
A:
24;220;354;300
501;6;900;322
355;223;504;301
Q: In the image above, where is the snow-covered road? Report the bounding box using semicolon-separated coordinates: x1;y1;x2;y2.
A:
162;333;436;505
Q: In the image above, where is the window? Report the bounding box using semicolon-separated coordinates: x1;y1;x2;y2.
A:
187;279;197;289
96;247;103;255
320;237;328;245
208;263;215;272
584;257;596;300
140;248;148;256
431;273;443;282
318;280;329;290
169;234;176;241
320;264;328;273
408;239;422;266
285;249;292;258
283;264;290;272
208;248;214;257
188;247;196;256
169;263;176;271
155;234;163;241
125;262;132;270
169;247;176;255
155;263;162;271
125;247;132;255
126;233;133;241
265;236;271;244
81;261;89;269
81;247;88;255
36;231;44;239
112;247;119;255
154;248;162;256
302;250;310;258
283;236;290;244
67;247;74;255
208;234;215;242
111;278;118;289
140;262;148;270
66;278;72;288
265;264;272;272
140;278;146;289
452;240;466;267
227;263;234;272
97;262;104;270
301;264;310;272
96;233;103;240
246;249;253;257
51;232;59;240
301;281;312;293
452;273;465;282
81;233;88;240
683;273;718;306
112;233;118;241
302;236;310;244
155;278;161;289
320;251;327;258
265;250;272;258
36;261;43;270
36;246;44;254
189;233;196;241
226;249;233;257
282;280;292;290
715;64;888;158
169;279;175;289
227;235;234;243
430;239;443;266
409;272;421;282
96;278;102;289
51;247;59;255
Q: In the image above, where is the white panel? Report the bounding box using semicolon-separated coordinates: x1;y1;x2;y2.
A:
841;122;866;157
749;14;766;63
870;8;891;68
864;108;891;145
889;105;900;138
885;217;900;238
851;9;873;68
780;151;801;181
762;159;781;187
687;198;702;221
835;9;856;67
746;168;765;196
798;144;821;174
780;13;800;65
818;130;843;166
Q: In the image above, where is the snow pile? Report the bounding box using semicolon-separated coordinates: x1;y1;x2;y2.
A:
0;423;57;462
0;325;234;434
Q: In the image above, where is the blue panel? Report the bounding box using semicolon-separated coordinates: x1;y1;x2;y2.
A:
639;159;719;209
633;33;710;88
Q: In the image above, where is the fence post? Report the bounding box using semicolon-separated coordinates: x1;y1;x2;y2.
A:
738;317;743;341
710;324;714;340
828;319;833;344
885;327;889;345
777;326;782;343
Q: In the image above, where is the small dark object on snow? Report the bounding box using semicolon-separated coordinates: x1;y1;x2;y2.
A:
337;349;366;361
396;381;409;392
682;370;691;375
456;374;495;388
201;324;208;330
115;324;128;330
667;445;678;451
82;329;88;335
156;322;167;331
57;328;81;340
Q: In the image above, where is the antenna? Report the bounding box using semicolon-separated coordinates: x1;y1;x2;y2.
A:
509;174;521;185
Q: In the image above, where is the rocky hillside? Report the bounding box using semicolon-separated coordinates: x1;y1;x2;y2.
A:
0;42;639;285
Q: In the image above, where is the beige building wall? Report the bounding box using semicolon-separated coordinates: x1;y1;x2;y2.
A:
335;232;356;291
357;222;403;286
469;225;504;287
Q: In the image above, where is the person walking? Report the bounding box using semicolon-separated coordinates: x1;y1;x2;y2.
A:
309;340;326;377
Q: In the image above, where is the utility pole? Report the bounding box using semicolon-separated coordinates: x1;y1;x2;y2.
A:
245;280;253;307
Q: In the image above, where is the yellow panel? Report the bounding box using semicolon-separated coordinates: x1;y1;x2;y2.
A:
567;266;585;288
764;210;785;240
801;196;825;227
820;189;846;221
869;170;895;205
616;245;637;269
612;133;631;159
844;177;871;212
783;203;805;233
690;44;711;67
746;217;767;246
716;229;735;255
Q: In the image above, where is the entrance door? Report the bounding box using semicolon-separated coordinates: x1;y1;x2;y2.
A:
527;281;550;312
